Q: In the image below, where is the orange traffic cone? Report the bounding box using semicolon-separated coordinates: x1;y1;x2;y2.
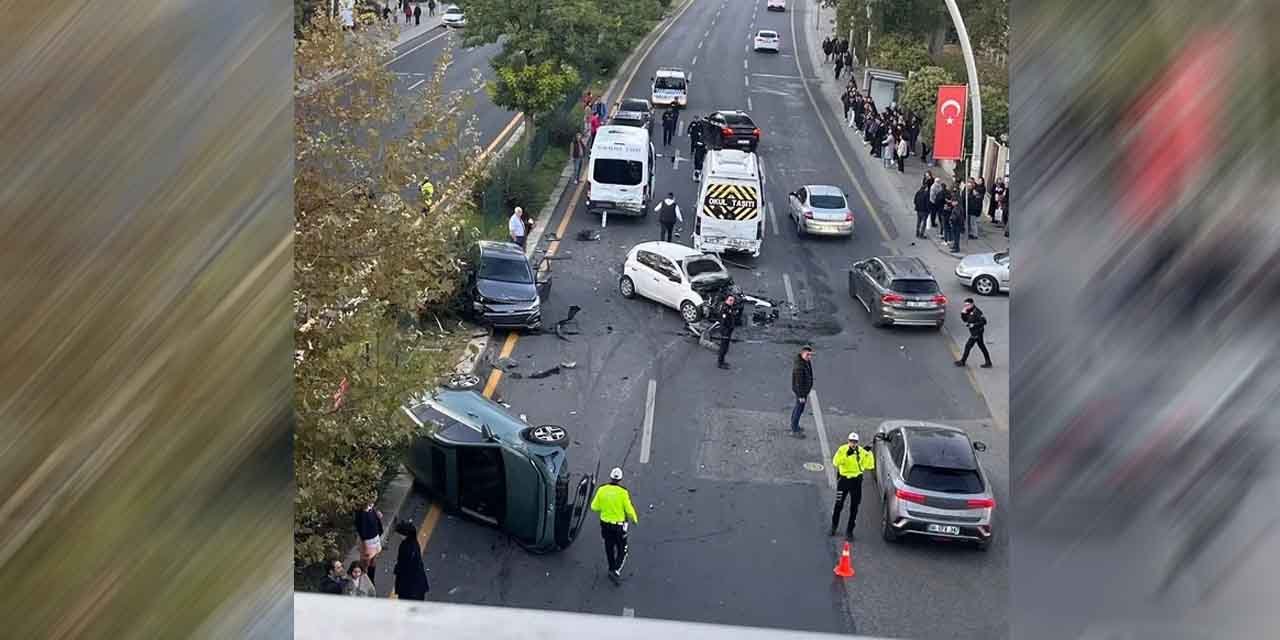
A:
833;541;855;578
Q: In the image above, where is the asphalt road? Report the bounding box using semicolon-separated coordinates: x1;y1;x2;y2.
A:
390;1;1008;638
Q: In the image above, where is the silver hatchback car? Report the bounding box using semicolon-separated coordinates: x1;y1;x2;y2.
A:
848;256;947;328
873;420;995;550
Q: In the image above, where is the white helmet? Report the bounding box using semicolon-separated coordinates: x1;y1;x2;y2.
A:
609;467;623;481
847;432;859;442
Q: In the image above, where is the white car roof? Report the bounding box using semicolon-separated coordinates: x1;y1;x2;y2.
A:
655;68;687;78
631;241;705;262
757;30;778;37
592;125;649;145
804;184;844;197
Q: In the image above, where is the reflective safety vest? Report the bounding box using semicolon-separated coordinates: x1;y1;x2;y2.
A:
833;443;875;479
590;483;638;525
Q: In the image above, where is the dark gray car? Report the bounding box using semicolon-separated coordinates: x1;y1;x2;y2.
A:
461;241;551;330
848;256;947;328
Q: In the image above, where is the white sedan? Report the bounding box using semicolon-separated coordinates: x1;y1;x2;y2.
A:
619;242;732;323
753;30;780;53
442;5;466;27
767;0;786;11
955;251;1011;295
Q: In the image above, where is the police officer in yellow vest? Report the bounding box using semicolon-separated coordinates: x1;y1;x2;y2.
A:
831;431;875;538
590;467;638;582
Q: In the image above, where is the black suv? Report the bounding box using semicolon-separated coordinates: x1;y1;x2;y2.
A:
848;256;947;329
461;241;550;330
609;98;655;135
706;110;761;152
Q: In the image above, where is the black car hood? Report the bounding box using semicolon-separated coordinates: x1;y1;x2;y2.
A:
476;278;537;303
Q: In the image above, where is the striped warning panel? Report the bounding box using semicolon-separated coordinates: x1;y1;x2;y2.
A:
702;183;759;220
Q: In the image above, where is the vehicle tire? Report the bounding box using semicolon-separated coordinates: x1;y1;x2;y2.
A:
974;539;990;552
881;502;900;543
974;275;998;296
680;300;701;323
521;424;569;448
619;276;636;299
444;373;480;390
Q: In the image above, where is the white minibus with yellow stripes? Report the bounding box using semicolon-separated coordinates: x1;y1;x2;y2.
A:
692;149;764;258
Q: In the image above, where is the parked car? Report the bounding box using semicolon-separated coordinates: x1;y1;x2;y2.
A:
955;251;1011;296
766;0;786;11
848;256;947;328
753;30;780;53
441;5;466;27
788;185;854;237
460;241;549;330
619;241;732;323
873;420;995;550
650;67;689;109
402;387;595;552
705;110;761;152
609;98;655;135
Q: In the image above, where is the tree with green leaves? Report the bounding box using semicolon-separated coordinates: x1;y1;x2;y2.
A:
901;65;958;144
871;33;932;74
294;12;486;581
488;60;581;124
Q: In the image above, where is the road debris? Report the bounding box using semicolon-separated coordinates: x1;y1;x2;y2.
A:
555;305;583;341
560;360;577;368
576;229;601;241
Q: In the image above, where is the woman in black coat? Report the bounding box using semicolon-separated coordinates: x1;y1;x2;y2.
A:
393;521;429;600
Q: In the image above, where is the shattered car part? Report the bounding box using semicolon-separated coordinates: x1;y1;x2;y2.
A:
576;229;601;241
560;361;577;369
528;365;562;379
555;305;583;342
444;373;481;390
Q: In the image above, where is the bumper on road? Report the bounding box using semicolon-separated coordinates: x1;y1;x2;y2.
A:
586;201;645;217
879;305;945;327
479;308;541;330
802;220;853;236
891;514;992;543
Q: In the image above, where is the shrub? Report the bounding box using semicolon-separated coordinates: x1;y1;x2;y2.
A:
871;34;932;76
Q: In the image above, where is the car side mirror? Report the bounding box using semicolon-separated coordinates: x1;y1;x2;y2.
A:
973;441;988;452
852;261;865;271
481;424;499;443
873;433;888;442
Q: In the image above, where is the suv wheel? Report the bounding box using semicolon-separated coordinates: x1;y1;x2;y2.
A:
619;276;636;299
521;424;570;448
444;373;480;390
974;275;998;296
881;501;900;543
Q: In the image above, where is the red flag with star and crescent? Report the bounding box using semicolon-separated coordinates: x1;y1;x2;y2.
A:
932;85;968;161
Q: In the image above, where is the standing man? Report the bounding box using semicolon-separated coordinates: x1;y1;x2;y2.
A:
413;2;421;25
830;432;875;538
571;132;587;184
509;206;527;248
948;195;964;253
956;298;994;368
661;109;677;146
392;520;429;600
428;0;435;16
834;54;845;80
913;184;932;239
929;178;945;236
967;177;985;239
590;467;638;582
687;115;707;181
654;192;683;242
716;295;740;369
789;346;814;438
988;176;1006;223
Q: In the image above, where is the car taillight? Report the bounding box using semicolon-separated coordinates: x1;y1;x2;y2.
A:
845;212;853;222
932;294;948;305
752;128;762;138
722;127;734;137
966;498;995;509
881;293;905;305
803;209;814;219
896;489;927;504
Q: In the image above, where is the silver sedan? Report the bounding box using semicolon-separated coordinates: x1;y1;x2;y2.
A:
788;185;853;237
955;251;1011;295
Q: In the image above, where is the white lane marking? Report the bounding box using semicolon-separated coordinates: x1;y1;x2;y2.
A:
692;55;698;65
743;59;748;69
744;77;749;87
389;29;450;65
810;391;837;489
751;72;804;80
767;201;779;235
408;79;426;91
623;608;635;617
704;29;711;37
698;40;704;49
640;379;657;464
783;274;796;307
746;96;752;110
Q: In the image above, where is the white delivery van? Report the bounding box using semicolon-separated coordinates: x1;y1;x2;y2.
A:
586;125;656;218
650;67;689;109
693;149;764;258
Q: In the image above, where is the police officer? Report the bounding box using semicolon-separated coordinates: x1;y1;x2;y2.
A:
830;432;875;538
716;294;740;370
590;467;639;582
653;192;683;243
661;109;678;146
687;115;706;181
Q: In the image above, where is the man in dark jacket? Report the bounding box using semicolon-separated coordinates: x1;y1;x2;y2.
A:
913;185;932;239
320;559;350;594
716;295;740;369
789;346;814;437
948;197;965;252
393;520;430;600
966;178;985;239
956;298;993;368
661;109;677;146
654;192;683;242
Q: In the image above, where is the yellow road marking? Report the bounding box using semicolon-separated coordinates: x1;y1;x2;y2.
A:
483;113;524;158
481;332;520;397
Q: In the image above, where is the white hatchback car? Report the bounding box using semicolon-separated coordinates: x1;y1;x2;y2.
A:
767;0;786;11
954;251;1011;295
442;5;466;27
619;242;732;323
753;30;780;53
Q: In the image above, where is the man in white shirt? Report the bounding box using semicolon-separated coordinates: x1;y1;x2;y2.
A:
654;193;683;243
509;207;527;249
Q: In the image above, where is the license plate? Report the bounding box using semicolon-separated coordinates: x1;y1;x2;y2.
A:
927;524;961;535
737;140;749;145
906;301;930;308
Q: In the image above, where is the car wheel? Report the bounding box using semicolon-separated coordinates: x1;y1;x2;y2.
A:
680;300;701;323
975;538;990;552
974;275;998;296
522;424;570;448
619;276;636;299
444;373;480;390
881;501;900;543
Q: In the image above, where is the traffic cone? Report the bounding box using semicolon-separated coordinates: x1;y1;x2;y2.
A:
833;541;855;578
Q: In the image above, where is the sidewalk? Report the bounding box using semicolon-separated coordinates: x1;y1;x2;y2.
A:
388;3;447;48
805;2;1009;431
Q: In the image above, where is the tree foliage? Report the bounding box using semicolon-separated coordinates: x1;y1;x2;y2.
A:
488;61;581;120
870;33;932;74
901;65;959;143
294;12;485;576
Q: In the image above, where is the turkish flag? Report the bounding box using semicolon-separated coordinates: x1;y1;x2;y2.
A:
932;85;968;161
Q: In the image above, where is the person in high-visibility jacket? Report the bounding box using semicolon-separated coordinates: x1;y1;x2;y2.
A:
830;431;875;538
590;467;638;581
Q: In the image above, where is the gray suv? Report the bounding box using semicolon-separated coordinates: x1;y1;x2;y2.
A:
873;420;995;550
848;256;947;328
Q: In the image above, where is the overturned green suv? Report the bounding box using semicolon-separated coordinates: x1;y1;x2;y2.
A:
400;388;595;552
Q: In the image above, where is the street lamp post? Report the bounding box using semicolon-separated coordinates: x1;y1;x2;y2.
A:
941;0;982;180
865;2;872;55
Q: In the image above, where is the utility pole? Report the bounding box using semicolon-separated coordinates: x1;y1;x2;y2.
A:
864;2;872;55
941;0;982;180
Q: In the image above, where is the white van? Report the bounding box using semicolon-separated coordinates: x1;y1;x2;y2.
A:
650;67;689;109
586;125;655;218
693;149;764;257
